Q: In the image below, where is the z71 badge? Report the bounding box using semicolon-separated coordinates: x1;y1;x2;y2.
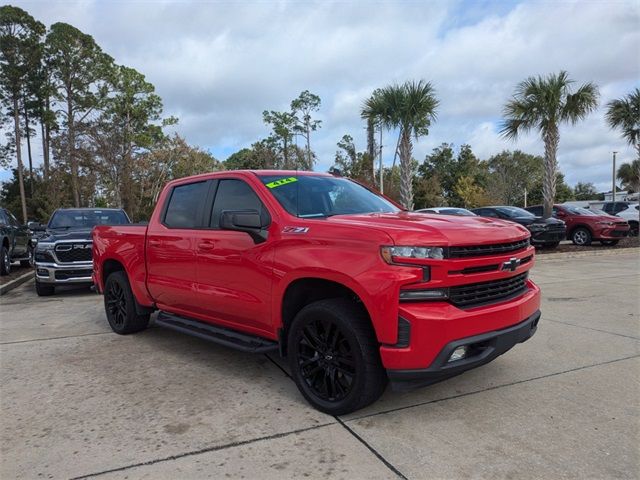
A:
282;226;309;234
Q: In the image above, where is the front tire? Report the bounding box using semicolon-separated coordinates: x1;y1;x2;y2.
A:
287;298;387;415
104;271;150;334
571;227;592;246
1;246;11;275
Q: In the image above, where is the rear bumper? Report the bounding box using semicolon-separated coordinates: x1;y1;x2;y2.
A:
387;310;540;391
35;261;93;285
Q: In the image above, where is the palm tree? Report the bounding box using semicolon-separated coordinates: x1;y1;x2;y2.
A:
606;88;640;158
617;159;640;193
501;71;599;218
607;89;640;198
361;81;438;209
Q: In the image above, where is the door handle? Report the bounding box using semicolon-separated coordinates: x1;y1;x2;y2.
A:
148;240;162;247
197;241;215;251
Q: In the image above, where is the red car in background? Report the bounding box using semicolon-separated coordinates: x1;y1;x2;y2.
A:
525;204;629;246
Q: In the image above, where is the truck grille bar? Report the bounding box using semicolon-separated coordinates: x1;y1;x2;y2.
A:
448;239;529;258
449;272;529;309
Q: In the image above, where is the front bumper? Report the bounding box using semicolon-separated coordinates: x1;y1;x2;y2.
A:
595;226;629;239
529;229;566;244
387;310;540;391
35;261;93;285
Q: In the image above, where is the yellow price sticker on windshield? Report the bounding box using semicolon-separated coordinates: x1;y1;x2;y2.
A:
265;177;298;188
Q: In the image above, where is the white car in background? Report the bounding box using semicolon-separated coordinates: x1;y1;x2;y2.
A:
415;207;477;216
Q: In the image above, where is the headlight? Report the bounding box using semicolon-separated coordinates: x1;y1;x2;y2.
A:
36;242;55;252
596;221;615;226
527;224;546;232
381;245;445;263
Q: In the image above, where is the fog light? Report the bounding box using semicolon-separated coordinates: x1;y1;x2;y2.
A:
448;346;468;362
37;269;49;277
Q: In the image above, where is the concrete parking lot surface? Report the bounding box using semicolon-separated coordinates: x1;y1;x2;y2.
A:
1;252;638;479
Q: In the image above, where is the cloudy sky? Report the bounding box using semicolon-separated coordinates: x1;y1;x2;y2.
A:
5;0;640;191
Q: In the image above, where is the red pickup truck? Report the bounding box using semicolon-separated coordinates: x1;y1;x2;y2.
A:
93;170;541;414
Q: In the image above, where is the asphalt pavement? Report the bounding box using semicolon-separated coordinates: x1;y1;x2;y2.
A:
0;252;638;479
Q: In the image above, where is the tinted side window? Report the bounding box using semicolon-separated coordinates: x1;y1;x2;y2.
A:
0;211;7;226
211;179;266;228
481;209;499;218
614;203;627;213
602;203;614;213
529;206;543;216
164;181;208;229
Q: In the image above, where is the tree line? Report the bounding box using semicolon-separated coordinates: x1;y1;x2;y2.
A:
0;5;221;222
2;5;638;224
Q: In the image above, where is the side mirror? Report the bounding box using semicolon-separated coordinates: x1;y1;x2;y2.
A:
220;210;268;243
27;221;45;231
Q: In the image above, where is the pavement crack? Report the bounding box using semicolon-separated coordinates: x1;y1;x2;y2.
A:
544;317;640;340
347;354;640;421
69;423;336;480
0;331;113;345
335;416;409;480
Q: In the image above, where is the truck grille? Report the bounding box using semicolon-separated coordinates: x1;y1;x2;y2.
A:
54;243;92;263
448;239;529;258
450;272;528;309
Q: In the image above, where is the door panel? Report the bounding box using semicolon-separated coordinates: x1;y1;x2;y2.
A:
195;178;274;334
146;180;210;312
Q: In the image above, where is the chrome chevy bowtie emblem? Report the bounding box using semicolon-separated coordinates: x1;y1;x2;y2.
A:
502;257;521;272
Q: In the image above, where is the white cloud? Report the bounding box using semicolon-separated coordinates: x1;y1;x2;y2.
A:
3;0;639;193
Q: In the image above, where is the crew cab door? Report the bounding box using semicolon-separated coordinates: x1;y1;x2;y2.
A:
146;179;211;313
193;177;274;335
5;211;28;256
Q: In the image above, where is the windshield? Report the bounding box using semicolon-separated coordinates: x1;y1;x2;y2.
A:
258;175;399;218
48;209;129;229
565;206;597;216
496;206;535;218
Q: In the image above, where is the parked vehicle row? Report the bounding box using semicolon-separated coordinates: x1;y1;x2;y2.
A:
418;202;633;248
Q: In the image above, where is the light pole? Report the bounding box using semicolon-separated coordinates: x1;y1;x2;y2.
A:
612;151;618;202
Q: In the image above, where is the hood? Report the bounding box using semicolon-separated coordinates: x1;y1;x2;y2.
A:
327;211;530;246
40;228;93;243
515;216;565;227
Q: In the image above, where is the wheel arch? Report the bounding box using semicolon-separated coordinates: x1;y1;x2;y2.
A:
102;258;154;316
278;277;375;356
568;223;593;237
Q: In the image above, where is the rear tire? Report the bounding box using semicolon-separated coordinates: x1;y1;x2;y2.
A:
20;246;34;268
601;240;619;246
104;271;150;334
35;280;55;296
571;227;592;246
1;246;10;275
287;298;387;415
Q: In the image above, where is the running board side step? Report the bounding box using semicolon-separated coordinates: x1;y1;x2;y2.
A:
155;312;278;353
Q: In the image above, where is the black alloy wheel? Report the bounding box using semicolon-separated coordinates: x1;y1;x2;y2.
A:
106;280;127;329
1;246;11;275
103;271;150;334
288;298;387;415
297;318;356;402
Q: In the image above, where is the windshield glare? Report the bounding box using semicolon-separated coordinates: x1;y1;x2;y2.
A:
49;210;129;229
258;175;399;218
441;208;476;216
496;206;535;218
566;206;597;216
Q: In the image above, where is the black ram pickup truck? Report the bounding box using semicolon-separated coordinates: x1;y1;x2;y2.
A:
34;208;130;296
0;207;35;275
